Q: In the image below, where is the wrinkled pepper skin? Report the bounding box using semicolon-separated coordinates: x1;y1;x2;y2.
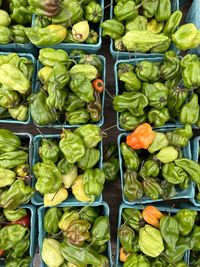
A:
114;1;138;22
122;208;144;231
124;253;150;267
143;178;163;200
163;11;183;37
126;16;148;31
39;139;59;163
103;158;119;181
101;19;125;40
148;107;170;127
191;225;200;251
182;61;200;89
118;224;135;252
85;1;102;23
44;207;62;234
123;170;143;201
175;158;200;184
155;0;171;22
0;86;20;109
0;129;21;153
11;25;29;44
121;142;140;170
166;125;193;148
3;208;27;222
86;91;102;122
66;108;90;125
65;92;85;113
120;111;147;131
39;48;69;67
0;150;28;169
142;0;158;18
161;50;180;80
135;61;160;83
77;148;100;170
91;216;110;246
28;0;60;17
162;162;188;184
139;160;160;179
119;71;142;92
175;209;197;236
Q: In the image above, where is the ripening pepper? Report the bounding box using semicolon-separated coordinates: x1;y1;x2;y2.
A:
124;253;150;267
143;178;163;200
113;92;148;116
85;1;102;23
122;208;144;231
86;29;98;44
163;10;183;37
147;18;163;34
0;86;20;109
59;130;85;164
10;25;29;44
118;224;135;253
136;61;160;83
65;92;85;113
174;158;200;184
90;216;110;246
39;139;60;163
121;142;140;170
114;0;138;22
44;187;68;207
119;71;142;92
166;124;193;148
148;107;170;127
142;82;168;109
25;25;67;46
175;209;197;236
39;48;69;67
58;209;79;231
0;129;21;153
9;105;28;122
182;62;200;89
139;160;160;179
33;160;63;194
120;111;147;131
161;50;180;80
86;91;102;122
103;158;119;181
162;162;188;184
42;238;64;267
0;150;28;169
70;73;94;103
123;170;143;201
101;19;125;40
126;16;148;31
0;167;16;188
0;179;34;209
155;0;171;22
172;23;200;50
72;175;91;202
83;168;105;202
66;108;90;125
77;148;100;170
74;124;102;149
29;91;57;126
148;132;169;153
28;0;60;17
57;158;77;189
142;0;158;18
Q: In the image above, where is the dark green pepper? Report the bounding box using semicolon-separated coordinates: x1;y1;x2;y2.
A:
64;92;85;113
44;207;62;234
162;162;188;184
139;160;160;179
136;61;160;83
103;158;119;181
175;209;197;236
180;94;199;124
65;108;90;125
155;0;171;22
121;142;140;170
0;129;21;153
161;50;180;80
120;111;147;131
86;91;102;122
39;139;60;163
143;178;163;200
77;148;100;170
123;170;143;201
166;124;193;148
80;206;99;224
175;158;200;184
118;224;135;253
167;87;188;115
163;11;183;37
91;216;110;246
122;208;144;231
101;19;125;40
114;0;138;22
148;107;170;127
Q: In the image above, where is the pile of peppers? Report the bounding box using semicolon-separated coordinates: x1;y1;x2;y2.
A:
25;0;103;46
113;51;200;130
0;207;31;266
41;205;111;266
118;205;200;266
0;129;34;209
101;0;200;53
0;53;34;122
30;48;104;126
33;124;105;205
120;123;200;202
0;0;32;45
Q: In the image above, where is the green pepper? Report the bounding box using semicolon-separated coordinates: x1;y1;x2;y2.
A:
85;1;102;23
172;23;200;50
151;257;168;267
126;16;148;31
156;146;178;164
0;10;10;27
65;92;85;113
142;82;168;109
162;162;188;184
118;63;134;78
58;210;79;231
79;54;103;76
10;0;32;25
113;92;148;116
166;125;193;148
161;50;180;80
44;207;62;234
0;150;28;169
182;62;200;89
124;170;143;201
103;158;119;181
175;209;197;236
119;71;142;92
59;130;85;164
124;253;150;267
135;61;160;83
17;57;34;81
139;160;160;179
148;107;170;127
91;216;110;246
34;16;51;28
8;232;30;258
57;158;77;189
69;73;94;103
120;111;147;131
29;91;57;126
155;0;171;22
83;168;105;202
101;19;125;40
181;54;199;69
33;160;62;194
66;108;90;125
175;158;200;184
42;238;64;267
8;105;28;122
0;179;34;209
39;48;69;67
3;208;27;222
80;206;99;224
74;124;102;149
121;142;140;170
0;86;20;109
6;257;31;267
168;262;188;267
86;91;102;122
39;139;59;163
167;87;188;115
77;148;100;170
163;11;183;37
46;86;67;111
148;132;169;153
161;180;177;200
160;215;179;251
142;0;158;18
10;24;29;44
0;129;21;153
122;208;144;231
118;224;135;252
48;62;70;90
143;178;163;200
85;29;98;44
114;0;138;22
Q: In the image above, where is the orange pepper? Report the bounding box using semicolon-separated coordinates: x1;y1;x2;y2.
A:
126;123;156;150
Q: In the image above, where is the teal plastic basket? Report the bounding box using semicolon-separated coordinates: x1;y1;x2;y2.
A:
0;43;38;58
31;134;103;206
38;201;113;267
114;57;182;131
110;0;180;59
0;52;37;125
118;128;193;205
0;204;37;267
33;55;105;128
186;0;200;54
31;0;104;52
191;136;200;206
116;203;189;267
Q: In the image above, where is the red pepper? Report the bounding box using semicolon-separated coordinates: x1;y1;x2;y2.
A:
11;214;30;228
92;79;104;93
0;249;4;257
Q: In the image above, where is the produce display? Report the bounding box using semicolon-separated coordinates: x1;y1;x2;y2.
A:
40;204;111;266
32;125;105;205
0;207;33;266
103;143;119;181
118;205;199;266
30;48;105;126
0;53;34;122
113;51;200;130
101;0;200;54
0;0;32;45
0;129;34;209
192;138;200;204
119;123;200;202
